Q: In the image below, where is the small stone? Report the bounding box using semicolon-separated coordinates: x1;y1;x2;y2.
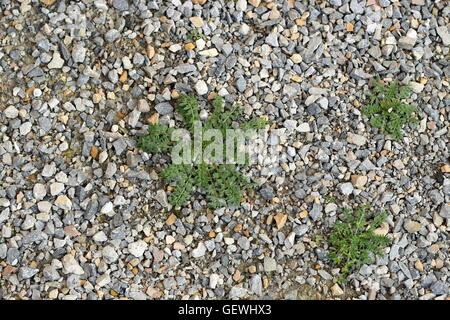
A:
189;16;204;28
229;287;247;299
265;32;279;47
368;46;382;59
133;52;145;66
260;187;274;200
50;182;64;196
72;44;86;63
236;77;247;92
235;0;247;11
412;47;424;60
331;283;344;296
122;56;133;69
102;246;119;263
284;119;298;131
199;48;219;57
293;225;309;237
410;82;424;93
105;29;120;43
93;231;108;242
33;183;47;200
19;267;39;280
430;281;448;295
166;214;177;226
346;22;354;32
96;274;111;287
298;122;310;132
21;215;36;230
192;242;207;258
436;26;450;46
62;254;84;275
100;202;114;215
309;203;322;221
54;195;72;211
248;0;260;6
398;28;417;50
290;54;302;63
200;106;217;122
0;198;10;207
415;260;424;272
112;0;129;11
37;201;52;213
128;240;148;257
120;73;131;86
176;64;196;74
347;133;367;146
40;0;56;5
339;182;354;196
249;275;262;295
128;109;141;128
155;103;173;115
209;274;220;289
90;146;99;159
196;39;206;50
93;0;108;10
184;42;195;51
274;213;287;229
169;44;182;53
146;45;155;59
43;266;60;281
404;220;421;233
155;190;170;209
4;106;19;119
433;213;443;227
18;121;31;135
398;37;416;50
42;163;56;177
104;162;117;178
351;175;368;188
439;204;450;219
374;222;389;236
48;51;65;69
239;23;250;35
350;0;364;14
264;256;277;272
195;80;208;95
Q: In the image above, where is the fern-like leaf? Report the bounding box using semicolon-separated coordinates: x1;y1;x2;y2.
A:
327;206;391;283
136;124;174;153
176;94;200;132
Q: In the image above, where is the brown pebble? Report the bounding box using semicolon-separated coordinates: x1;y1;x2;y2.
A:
90;146;99;159
233;270;241;282
184;42;195;50
40;0;56;5
119;71;128;83
166;213;177;226
415;260;424;272
146;45;155;59
274;213;287;229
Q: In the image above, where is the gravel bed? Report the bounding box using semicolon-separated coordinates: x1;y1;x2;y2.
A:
0;0;449;300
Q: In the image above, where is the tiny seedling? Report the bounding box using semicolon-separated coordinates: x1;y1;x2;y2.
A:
136;94;267;208
362;78;419;140
188;29;204;41
327;205;390;283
